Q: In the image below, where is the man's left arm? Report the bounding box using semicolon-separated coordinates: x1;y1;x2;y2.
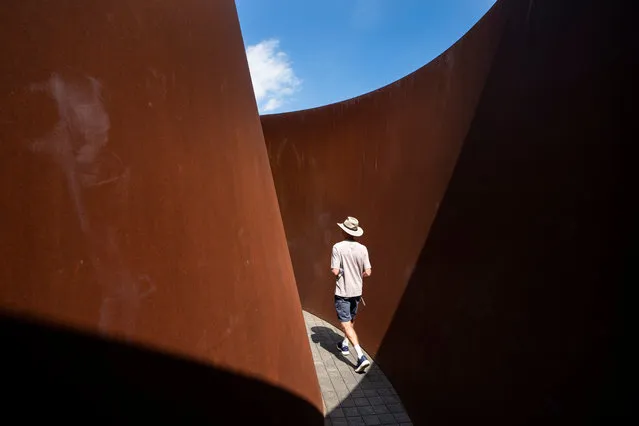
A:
331;246;341;277
362;248;372;278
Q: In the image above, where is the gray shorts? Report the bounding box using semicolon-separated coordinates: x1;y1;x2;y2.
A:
334;295;361;323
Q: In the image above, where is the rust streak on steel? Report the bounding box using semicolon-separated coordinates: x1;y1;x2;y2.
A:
0;0;322;423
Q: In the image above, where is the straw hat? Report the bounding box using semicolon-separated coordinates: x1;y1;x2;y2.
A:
337;216;364;237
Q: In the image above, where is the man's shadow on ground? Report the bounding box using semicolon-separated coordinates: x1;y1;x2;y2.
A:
310;326;357;369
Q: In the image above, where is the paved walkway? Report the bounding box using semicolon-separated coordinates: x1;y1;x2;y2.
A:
303;311;413;426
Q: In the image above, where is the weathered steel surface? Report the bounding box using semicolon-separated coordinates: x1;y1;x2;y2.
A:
0;0;322;422
263;0;632;424
375;0;632;423
261;1;509;356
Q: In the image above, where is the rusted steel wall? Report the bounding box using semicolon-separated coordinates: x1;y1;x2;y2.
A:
0;0;322;422
263;0;631;423
375;0;632;423
261;1;509;356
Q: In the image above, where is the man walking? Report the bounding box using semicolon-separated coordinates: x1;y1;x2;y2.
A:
331;216;372;373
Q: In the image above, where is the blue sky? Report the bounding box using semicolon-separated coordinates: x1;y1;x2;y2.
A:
235;0;497;114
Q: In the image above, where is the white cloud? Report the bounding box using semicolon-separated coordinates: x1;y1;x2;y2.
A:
245;39;301;113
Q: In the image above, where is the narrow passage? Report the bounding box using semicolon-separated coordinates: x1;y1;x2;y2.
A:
303;311;413;426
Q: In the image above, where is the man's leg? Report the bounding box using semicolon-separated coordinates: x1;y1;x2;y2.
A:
340;320;360;348
345;297;365;359
335;297;362;354
342;319;354;347
335;296;352;355
342;297;370;372
341;297;359;346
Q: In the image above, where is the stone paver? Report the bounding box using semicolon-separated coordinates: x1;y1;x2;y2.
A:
303;311;413;426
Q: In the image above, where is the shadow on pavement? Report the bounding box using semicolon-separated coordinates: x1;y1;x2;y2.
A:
310;325;356;369
309;323;412;425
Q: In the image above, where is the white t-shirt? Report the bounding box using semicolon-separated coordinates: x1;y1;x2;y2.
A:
331;240;371;297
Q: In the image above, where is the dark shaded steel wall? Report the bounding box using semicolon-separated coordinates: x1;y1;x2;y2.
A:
375;0;633;423
263;0;632;424
0;0;323;422
261;2;509;356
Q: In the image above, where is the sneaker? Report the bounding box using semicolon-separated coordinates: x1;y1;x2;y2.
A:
355;355;371;373
337;342;349;356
